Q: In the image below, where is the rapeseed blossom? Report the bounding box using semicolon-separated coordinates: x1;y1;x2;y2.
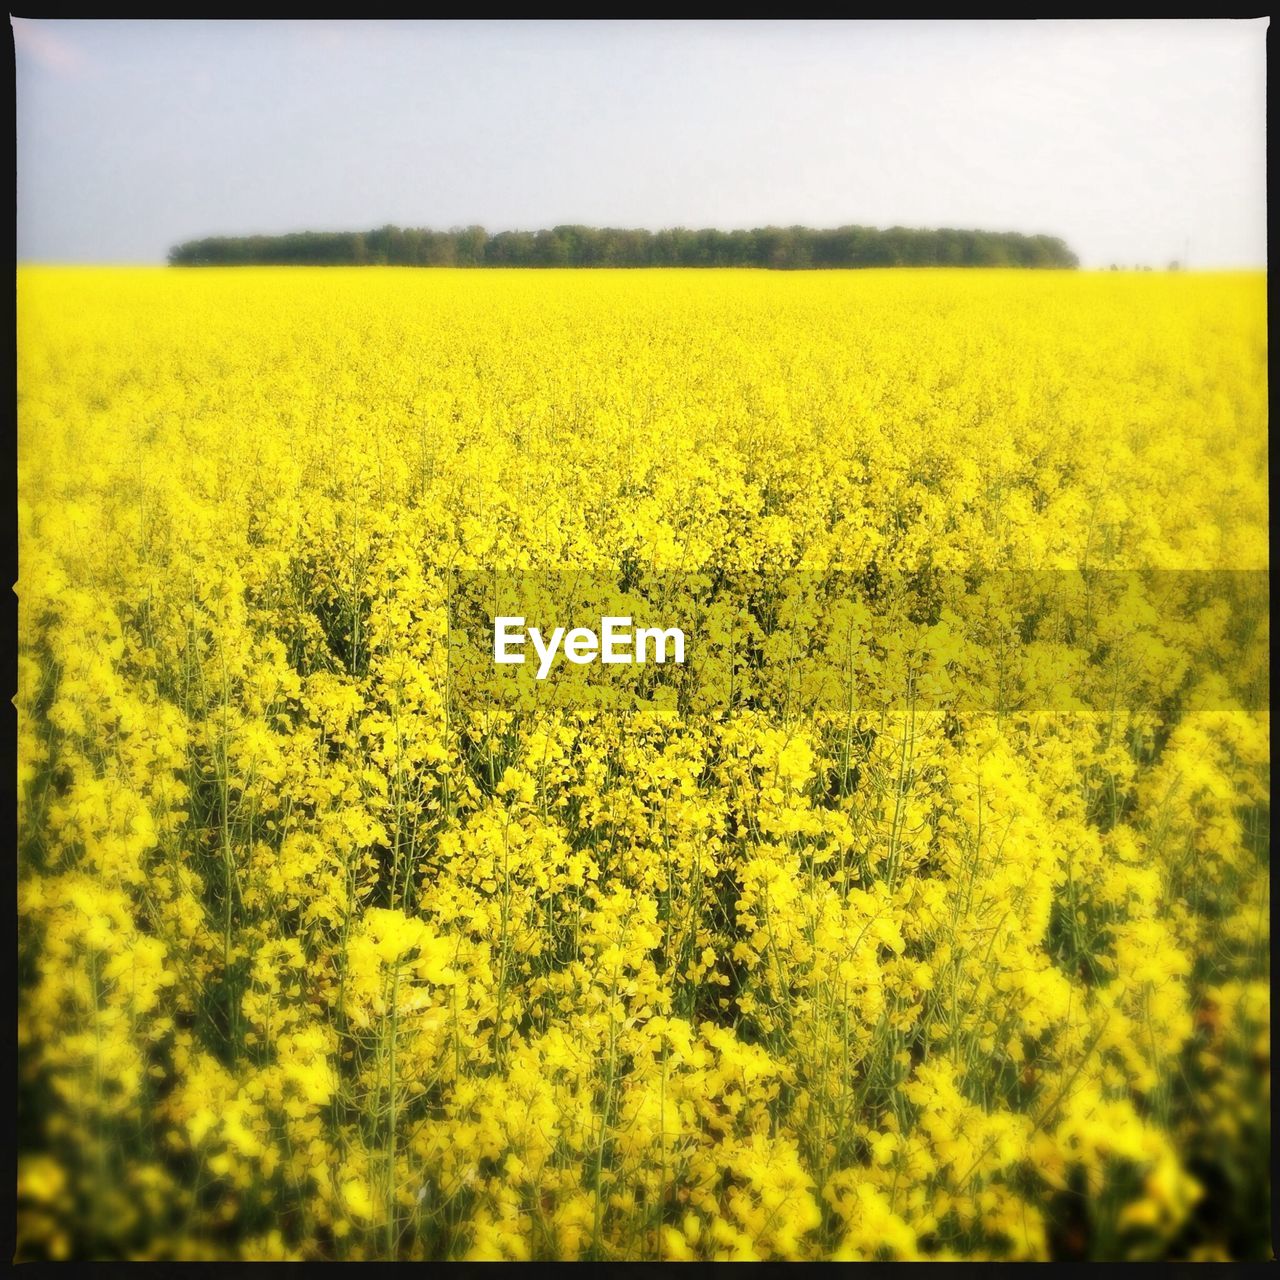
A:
16;267;1269;1260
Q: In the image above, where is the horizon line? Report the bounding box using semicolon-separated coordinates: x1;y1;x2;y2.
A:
16;261;1269;271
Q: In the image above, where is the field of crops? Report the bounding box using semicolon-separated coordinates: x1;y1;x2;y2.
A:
15;267;1270;1260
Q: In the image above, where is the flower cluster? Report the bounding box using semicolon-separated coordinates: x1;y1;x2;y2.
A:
16;267;1269;1259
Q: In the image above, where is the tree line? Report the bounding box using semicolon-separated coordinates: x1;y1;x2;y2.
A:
168;224;1078;269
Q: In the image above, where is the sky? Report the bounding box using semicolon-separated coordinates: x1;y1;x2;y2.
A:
13;18;1269;269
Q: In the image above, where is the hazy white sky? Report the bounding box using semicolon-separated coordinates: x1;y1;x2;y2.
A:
14;18;1269;268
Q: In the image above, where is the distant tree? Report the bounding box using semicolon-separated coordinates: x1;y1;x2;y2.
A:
168;225;1080;270
454;226;488;266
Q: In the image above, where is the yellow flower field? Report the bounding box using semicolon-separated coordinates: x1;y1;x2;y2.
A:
15;267;1270;1260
